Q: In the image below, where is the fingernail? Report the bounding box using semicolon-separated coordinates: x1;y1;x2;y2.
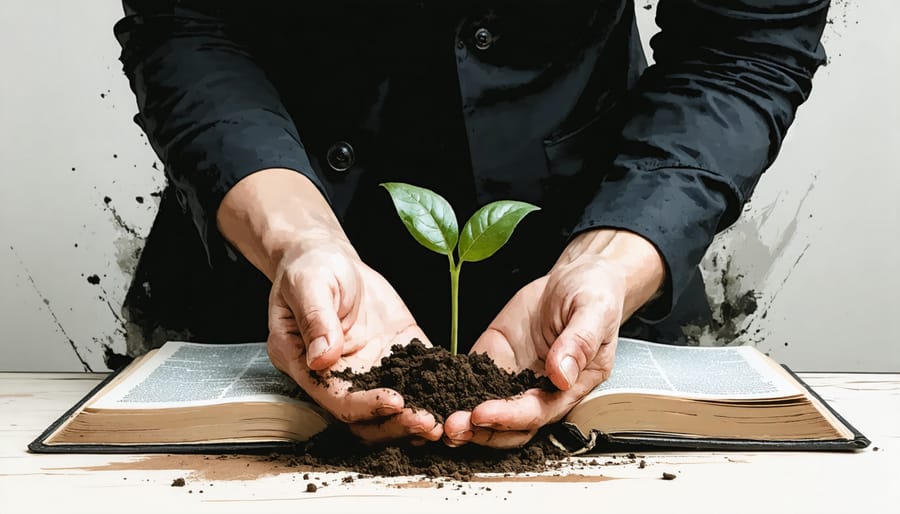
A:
375;406;396;416
560;355;579;388
307;337;329;363
448;430;473;441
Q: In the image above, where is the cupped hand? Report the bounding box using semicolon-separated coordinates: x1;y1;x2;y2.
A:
443;230;664;449
266;240;442;445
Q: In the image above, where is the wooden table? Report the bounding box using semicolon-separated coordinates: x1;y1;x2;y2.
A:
1;372;897;513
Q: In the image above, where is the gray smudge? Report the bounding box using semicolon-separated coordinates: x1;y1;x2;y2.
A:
685;176;818;347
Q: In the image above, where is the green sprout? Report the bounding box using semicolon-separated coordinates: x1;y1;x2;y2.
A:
381;183;539;355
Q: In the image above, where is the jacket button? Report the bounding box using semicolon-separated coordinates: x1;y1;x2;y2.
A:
474;27;493;50
326;141;355;172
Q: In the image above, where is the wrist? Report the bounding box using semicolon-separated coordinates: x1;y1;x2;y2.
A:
217;168;355;280
555;229;666;317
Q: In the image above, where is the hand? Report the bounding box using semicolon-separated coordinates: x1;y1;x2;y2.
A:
443;230;665;449
218;169;442;444
266;241;443;445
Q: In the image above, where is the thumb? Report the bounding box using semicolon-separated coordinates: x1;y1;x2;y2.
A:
545;304;611;391
278;272;348;371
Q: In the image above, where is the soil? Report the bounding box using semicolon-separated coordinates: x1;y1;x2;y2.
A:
288;339;567;479
330;339;555;423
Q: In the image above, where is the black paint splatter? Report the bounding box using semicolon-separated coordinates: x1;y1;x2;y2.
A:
101;201;141;238
103;196;112;204
87;274;101;285
9;246;92;371
135;196;144;204
103;344;133;371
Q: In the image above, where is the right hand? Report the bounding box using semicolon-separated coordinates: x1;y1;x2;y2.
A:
266;238;443;445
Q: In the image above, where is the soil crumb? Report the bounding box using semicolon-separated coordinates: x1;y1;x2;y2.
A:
171;477;185;487
661;472;677;480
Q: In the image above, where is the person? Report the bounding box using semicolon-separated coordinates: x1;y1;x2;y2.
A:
114;1;830;448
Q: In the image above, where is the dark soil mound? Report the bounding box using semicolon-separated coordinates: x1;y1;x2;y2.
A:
331;339;555;422
291;339;566;478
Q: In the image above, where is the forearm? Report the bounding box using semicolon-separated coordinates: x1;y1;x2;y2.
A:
116;5;322;265
572;1;827;318
217;169;356;281
554;229;665;319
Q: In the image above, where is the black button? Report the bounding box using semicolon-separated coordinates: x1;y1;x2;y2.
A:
474;27;493;50
326;141;355;172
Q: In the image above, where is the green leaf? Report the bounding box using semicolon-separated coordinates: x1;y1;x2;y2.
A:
380;182;459;256
458;201;540;263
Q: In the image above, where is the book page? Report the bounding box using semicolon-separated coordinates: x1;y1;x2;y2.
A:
583;338;803;401
91;342;312;409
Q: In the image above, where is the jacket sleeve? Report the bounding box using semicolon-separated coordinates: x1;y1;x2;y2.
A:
572;0;829;320
114;1;325;264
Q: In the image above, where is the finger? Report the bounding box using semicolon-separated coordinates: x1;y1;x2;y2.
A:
545;303;617;390
267;334;300;377
445;410;537;449
470;387;586;431
464;427;537;449
444;392;558;447
277;272;347;370
442;410;475;446
349;409;442;444
291;364;406;423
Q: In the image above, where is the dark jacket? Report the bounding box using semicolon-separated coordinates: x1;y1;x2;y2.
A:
114;0;829;353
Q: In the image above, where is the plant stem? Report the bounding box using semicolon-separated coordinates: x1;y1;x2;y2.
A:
449;256;461;355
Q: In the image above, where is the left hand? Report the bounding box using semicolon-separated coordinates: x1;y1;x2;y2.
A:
443;229;665;449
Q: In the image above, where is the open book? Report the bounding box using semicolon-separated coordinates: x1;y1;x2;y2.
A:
551;339;869;453
30;339;868;454
30;342;329;452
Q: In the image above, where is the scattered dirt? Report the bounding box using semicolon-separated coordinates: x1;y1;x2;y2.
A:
305;483;318;493
661;472;677;480
170;477;185;487
275;423;567;480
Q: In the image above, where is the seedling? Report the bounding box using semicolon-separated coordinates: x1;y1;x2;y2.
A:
381;183;539;355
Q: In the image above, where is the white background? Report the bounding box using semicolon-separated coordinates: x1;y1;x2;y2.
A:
1;1;897;372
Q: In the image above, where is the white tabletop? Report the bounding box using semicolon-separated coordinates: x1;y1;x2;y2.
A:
1;372;898;514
